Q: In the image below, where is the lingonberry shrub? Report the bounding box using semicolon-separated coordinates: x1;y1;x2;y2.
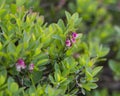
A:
0;1;109;96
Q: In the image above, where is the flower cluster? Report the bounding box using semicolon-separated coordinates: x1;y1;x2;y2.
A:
65;32;78;47
15;58;34;72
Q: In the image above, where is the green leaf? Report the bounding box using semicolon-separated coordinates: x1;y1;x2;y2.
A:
24;78;31;87
10;4;17;14
98;46;110;57
0;0;6;9
65;11;71;22
115;26;120;35
0;67;7;79
36;59;49;66
8;77;14;90
82;83;91;91
92;66;103;76
32;71;42;84
0;9;6;17
16;0;26;7
82;83;98;91
74;18;82;28
10;82;18;93
29;86;36;94
89;83;98;89
71;12;79;22
81;88;85;95
7;42;16;53
54;63;60;72
0;75;5;86
57;19;66;32
86;70;92;81
54;24;63;34
49;75;55;84
52;35;64;45
109;60;120;75
54;72;61;82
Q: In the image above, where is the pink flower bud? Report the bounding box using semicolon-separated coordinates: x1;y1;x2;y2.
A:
29;63;34;72
72;32;78;39
71;37;76;43
16;59;26;72
65;39;71;47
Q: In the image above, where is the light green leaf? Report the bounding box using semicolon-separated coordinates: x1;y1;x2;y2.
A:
0;9;6;17
10;82;18;93
54;72;61;82
57;19;66;32
82;83;98;91
16;0;26;7
0;42;2;50
92;66;103;76
0;75;5;86
7;42;16;53
65;11;71;22
52;35;64;45
36;59;49;66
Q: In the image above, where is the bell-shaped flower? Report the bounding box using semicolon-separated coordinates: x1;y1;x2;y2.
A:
29;63;34;72
71;37;76;43
72;32;78;39
65;39;71;47
16;59;26;72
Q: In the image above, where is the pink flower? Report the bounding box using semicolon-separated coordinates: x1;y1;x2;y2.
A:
72;32;78;39
16;59;26;72
65;39;71;47
71;38;76;43
29;63;34;72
